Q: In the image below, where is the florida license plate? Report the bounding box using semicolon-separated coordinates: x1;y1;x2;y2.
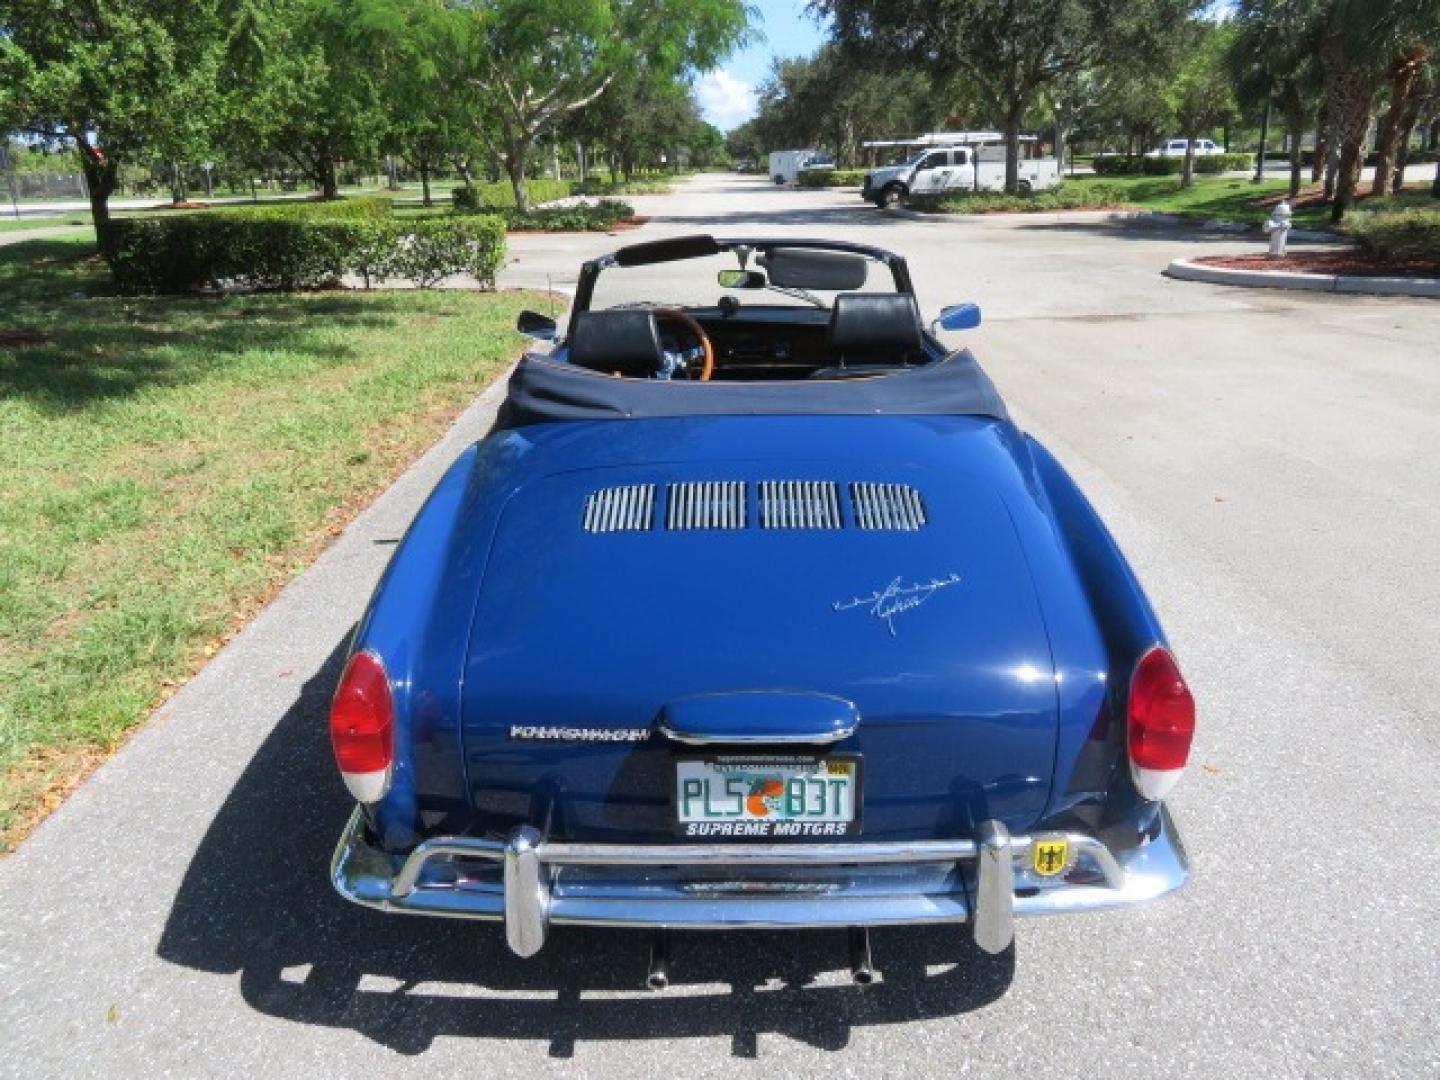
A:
674;755;861;838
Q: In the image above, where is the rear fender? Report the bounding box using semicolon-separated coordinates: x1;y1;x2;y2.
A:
347;433;533;850
1024;438;1170;828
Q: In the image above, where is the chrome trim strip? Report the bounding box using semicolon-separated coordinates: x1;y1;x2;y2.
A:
655;724;858;746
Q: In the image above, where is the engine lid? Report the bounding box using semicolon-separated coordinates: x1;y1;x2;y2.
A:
461;462;1061;838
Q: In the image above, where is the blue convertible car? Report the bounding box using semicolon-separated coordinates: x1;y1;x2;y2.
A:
329;234;1194;983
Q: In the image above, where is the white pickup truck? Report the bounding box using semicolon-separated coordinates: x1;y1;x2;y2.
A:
861;145;1060;206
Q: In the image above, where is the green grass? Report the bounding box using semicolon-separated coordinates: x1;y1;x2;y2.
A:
918;174;1440;230
0;237;538;846
0;215;93;234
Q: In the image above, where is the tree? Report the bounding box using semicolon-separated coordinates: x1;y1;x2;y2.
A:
226;0;390;199
436;0;750;212
1170;23;1236;188
1319;0;1440;220
815;0;1203;193
0;0;227;236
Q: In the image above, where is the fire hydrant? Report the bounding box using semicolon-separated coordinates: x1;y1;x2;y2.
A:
1263;200;1293;258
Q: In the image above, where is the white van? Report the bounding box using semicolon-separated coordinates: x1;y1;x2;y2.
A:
768;149;836;185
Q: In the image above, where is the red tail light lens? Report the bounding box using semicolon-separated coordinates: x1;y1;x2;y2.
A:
329;651;394;803
1127;646;1195;800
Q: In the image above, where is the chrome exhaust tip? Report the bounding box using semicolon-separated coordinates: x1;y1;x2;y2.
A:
646;929;670;991
848;926;875;986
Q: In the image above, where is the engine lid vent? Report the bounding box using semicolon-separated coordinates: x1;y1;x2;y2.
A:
850;482;927;531
759;481;842;530
666;481;747;530
583;484;656;533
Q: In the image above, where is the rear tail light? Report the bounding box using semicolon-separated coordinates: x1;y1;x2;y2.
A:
1127;645;1195;801
329;651;394;804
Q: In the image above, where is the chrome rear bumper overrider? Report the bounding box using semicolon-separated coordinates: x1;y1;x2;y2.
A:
331;808;1188;958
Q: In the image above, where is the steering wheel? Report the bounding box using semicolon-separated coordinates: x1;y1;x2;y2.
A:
654;308;714;381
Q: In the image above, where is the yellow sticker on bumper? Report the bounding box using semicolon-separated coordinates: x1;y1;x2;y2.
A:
1033;838;1070;877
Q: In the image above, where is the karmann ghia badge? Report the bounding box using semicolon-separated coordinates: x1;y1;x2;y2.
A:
509;726;649;742
833;572;962;637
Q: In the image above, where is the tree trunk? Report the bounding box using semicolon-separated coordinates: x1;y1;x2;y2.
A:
1372;49;1428;196
419;158;432;207
1003;103;1023;195
1312;102;1328;183
503;133;534;214
78;145;117;249
319;154;339;199
1181;133;1196;189
1433;154;1440;198
1322;29;1375;222
1254;100;1270;183
1282;83;1306;198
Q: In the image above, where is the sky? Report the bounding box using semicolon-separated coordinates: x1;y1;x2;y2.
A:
695;0;827;131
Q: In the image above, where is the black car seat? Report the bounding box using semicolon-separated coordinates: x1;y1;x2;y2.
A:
811;293;925;379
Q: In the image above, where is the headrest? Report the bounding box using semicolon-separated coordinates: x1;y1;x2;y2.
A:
568;310;665;377
827;293;924;365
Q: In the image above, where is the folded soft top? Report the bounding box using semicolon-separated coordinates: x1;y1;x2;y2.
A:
494;351;1009;429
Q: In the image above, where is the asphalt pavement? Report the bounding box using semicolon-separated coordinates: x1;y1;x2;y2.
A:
1;174;1437;1078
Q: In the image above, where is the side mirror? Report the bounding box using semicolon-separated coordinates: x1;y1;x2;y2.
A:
717;269;766;289
517;310;557;340
934;302;982;332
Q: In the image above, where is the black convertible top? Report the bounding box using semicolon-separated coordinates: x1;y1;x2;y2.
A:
495;351;1009;429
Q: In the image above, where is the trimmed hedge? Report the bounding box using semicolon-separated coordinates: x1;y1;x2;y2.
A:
1347;208;1440;266
451;179;574;210
106;208;506;293
909;182;1132;215
493;200;636;232
796;168;868;188
1092;153;1252;176
573;177;672;196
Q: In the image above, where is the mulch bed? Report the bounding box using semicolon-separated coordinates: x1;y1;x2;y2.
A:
0;330;53;349
1194;251;1440;278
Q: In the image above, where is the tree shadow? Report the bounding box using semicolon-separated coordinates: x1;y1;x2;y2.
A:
648;204;904;230
0;239;408;414
1009;218;1309;246
158;636;1015;1057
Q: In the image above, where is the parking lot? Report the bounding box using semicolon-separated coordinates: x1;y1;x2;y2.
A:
2;173;1437;1077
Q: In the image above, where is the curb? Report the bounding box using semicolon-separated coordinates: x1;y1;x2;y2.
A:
884;205;1337;241
1164;257;1440;298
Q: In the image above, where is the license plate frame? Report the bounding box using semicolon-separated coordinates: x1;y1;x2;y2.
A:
672;753;863;838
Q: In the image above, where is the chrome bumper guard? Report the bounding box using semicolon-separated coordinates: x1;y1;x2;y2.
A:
332;808;1187;958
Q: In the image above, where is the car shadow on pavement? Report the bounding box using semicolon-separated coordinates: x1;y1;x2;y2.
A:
158;637;1014;1057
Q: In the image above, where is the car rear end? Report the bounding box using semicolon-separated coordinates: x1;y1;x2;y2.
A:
329;415;1195;961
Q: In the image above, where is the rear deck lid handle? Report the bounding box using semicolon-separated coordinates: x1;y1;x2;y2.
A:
657;691;859;746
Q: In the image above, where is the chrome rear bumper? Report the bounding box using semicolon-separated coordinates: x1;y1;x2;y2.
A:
331;808;1187;958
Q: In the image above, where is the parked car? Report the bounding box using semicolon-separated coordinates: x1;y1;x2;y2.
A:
329;234;1195;982
862;145;1060;206
769;149;835;185
1146;138;1225;158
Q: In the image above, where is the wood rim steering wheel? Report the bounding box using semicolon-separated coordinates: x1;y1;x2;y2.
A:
654;308;714;381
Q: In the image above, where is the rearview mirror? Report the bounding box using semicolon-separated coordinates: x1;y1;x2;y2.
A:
934;303;982;332
517;310;557;340
717;270;766;289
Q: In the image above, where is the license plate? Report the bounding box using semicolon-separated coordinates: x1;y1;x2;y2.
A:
674;755;861;838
